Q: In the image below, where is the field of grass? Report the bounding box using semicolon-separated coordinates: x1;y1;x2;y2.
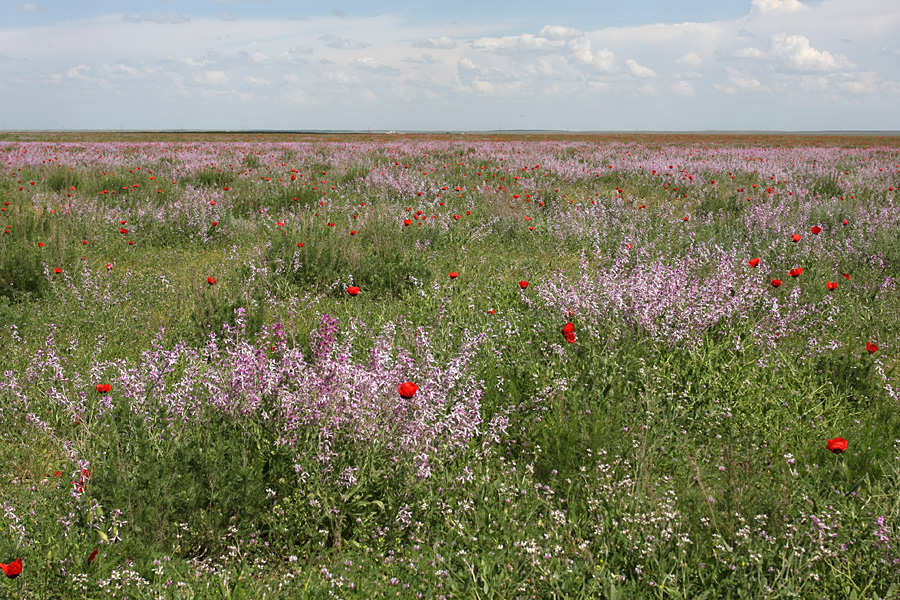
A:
0;135;898;598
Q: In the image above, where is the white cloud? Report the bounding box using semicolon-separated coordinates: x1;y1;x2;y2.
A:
625;59;656;78
220;12;236;22
412;37;456;49
676;52;702;67
768;33;854;72
193;70;230;85
751;0;808;14
471;34;564;55
714;67;769;95
732;47;767;59
539;25;583;41
19;3;40;12
352;56;400;75
672;80;695;97
319;34;368;50
123;13;190;25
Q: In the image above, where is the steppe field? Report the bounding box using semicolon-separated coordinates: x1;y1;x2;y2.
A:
0;132;898;599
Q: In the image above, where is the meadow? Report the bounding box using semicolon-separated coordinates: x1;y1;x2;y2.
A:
0;133;898;598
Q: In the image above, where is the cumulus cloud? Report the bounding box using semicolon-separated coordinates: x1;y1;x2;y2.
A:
471;34;564;55
625;59;656;78
123;13;190;25
352;56;400;75
768;33;854;72
676;52;702;67
319;34;368;50
733;47;767;59
714;67;769;95
751;0;808;13
538;25;583;41
412;37;457;49
193;70;230;85
672;80;695;97
567;37;615;71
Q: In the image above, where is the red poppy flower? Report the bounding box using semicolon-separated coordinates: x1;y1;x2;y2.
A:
748;258;760;268
826;437;848;454
866;341;878;354
683;216;689;221
771;279;782;288
789;267;802;278
106;264;112;270
811;226;821;235
519;281;529;289
89;549;98;564
398;382;418;399
404;219;412;226
842;273;850;280
297;242;305;247
207;277;217;285
825;281;837;291
95;384;111;393
842;219;848;225
449;272;458;279
349;230;357;235
0;558;21;579
211;222;218;227
54;267;62;274
488;309;496;314
120;228;128;234
791;234;801;243
562;322;576;343
38;242;44;248
347;286;360;296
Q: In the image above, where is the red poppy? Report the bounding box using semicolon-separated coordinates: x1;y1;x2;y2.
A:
95;384;111;393
120;228;128;234
488;309;496;314
826;437;848;454
449;272;458;279
789;267;802;278
207;277;217;285
38;242;44;248
519;281;529;289
842;273;850;280
825;281;837;291
398;382;418;399
297;242;305;247
562;322;576;343
771;279;782;288
54;267;62;274
811;226;822;235
0;558;21;579
404;219;412;226
866;341;878;354
89;549;98;564
349;230;357;235
106;263;112;270
683;216;689;221
748;258;760;268
211;222;218;227
791;234;801;243
347;286;360;296
842;219;849;225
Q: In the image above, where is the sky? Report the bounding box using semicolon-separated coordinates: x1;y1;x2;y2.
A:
2;0;899;131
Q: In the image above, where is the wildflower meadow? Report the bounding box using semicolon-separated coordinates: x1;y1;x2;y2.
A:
0;132;898;598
